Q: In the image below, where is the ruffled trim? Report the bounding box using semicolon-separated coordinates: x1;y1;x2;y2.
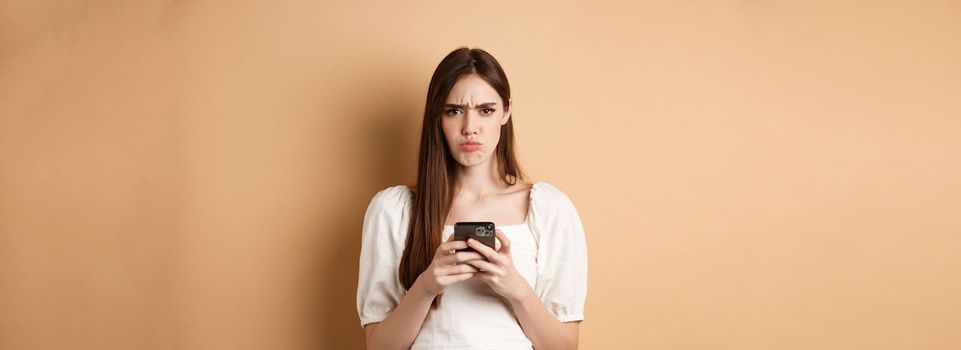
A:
523;181;539;230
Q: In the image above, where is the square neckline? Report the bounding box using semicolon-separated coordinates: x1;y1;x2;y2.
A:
442;181;539;229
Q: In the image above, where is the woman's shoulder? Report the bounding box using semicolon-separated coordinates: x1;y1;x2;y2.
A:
528;181;586;241
530;181;575;207
366;185;414;214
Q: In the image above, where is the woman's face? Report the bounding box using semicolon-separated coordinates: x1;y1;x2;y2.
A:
441;74;511;169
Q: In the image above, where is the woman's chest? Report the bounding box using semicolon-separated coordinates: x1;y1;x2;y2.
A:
444;190;531;226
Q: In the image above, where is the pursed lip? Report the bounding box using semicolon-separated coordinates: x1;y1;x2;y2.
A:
459;140;482;151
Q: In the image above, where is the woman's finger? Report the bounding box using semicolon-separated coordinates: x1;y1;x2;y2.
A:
463;259;501;274
434;233;460;256
437;239;468;254
441;263;478;275
439;251;484;265
494;230;511;254
467;238;502;263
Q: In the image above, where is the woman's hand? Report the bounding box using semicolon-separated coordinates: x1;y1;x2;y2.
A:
415;235;485;297
464;230;531;302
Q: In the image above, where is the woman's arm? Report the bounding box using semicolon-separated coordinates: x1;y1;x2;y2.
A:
509;285;579;350
365;237;483;350
363;279;435;350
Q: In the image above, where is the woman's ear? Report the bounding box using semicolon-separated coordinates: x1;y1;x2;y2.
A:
501;98;512;125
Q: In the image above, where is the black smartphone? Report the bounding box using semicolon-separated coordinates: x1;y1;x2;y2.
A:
453;222;496;253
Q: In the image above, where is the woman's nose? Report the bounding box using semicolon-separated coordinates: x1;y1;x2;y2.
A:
461;113;479;135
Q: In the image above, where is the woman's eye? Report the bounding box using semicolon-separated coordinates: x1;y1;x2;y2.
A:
481;108;495;115
445;108;462;116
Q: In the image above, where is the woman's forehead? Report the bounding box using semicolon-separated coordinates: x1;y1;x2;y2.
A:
446;75;501;105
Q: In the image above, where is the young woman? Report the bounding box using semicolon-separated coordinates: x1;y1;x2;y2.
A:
356;47;588;350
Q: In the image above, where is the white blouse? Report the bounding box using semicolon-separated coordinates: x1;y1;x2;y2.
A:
356;181;588;349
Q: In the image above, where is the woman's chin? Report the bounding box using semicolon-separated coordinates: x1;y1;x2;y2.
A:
454;154;489;168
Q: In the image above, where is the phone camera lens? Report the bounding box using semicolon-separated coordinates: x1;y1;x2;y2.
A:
475;226;491;237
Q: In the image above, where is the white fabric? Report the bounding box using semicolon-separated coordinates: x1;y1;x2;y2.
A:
356;182;588;349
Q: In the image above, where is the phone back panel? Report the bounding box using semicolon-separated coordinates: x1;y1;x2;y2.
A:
453;221;496;252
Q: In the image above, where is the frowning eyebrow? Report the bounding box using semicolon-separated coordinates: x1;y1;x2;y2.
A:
443;102;498;109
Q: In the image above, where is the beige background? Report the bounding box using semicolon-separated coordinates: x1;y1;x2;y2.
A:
2;1;960;349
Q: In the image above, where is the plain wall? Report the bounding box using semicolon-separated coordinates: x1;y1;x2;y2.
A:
1;1;959;349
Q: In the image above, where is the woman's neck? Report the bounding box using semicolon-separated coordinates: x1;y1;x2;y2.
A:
453;161;506;200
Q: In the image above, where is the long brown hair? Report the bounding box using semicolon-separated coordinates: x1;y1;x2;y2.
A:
399;47;525;307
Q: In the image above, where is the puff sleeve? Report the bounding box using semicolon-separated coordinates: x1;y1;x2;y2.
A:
529;182;589;322
356;186;412;326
